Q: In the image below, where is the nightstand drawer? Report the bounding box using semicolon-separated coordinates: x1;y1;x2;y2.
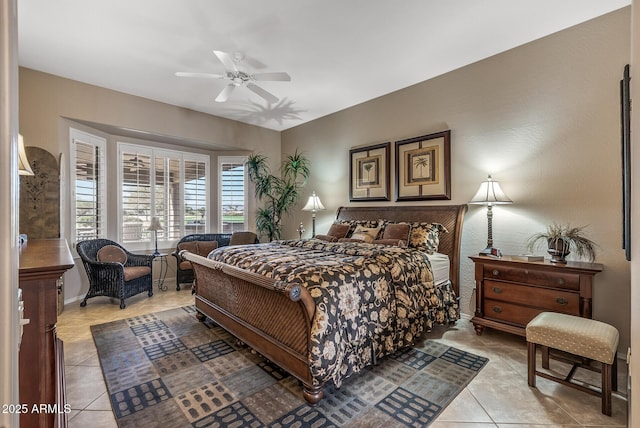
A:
483;263;580;290
484;299;545;327
484;281;579;314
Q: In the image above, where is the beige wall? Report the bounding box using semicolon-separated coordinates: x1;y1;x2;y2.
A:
18;67;281;302
629;0;638;424
282;8;632;352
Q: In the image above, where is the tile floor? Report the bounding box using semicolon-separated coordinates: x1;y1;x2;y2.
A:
58;287;629;427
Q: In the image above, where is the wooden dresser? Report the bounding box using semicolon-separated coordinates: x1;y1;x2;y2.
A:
19;239;74;428
469;255;603;336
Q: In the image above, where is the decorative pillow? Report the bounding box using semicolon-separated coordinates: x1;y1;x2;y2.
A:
197;241;218;257
408;222;448;254
336;219;380;237
96;245;127;264
382;223;411;242
373;239;406;247
338;237;365;243
325;223;350;239
350;225;381;243
315;234;338;242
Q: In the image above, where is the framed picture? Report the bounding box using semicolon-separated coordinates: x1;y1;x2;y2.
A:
621;64;631;261
395;130;451;201
349;142;390;201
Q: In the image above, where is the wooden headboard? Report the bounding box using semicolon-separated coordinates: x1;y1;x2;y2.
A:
335;205;468;296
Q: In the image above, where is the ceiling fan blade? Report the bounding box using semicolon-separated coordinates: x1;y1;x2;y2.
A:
251;72;291;82
215;84;235;102
246;83;279;104
213;50;238;72
175;71;224;79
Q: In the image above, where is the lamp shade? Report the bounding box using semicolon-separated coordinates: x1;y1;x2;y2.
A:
469;175;512;205
302;192;326;212
147;217;163;231
18;134;35;176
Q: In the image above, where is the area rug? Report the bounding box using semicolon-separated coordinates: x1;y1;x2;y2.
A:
91;306;488;427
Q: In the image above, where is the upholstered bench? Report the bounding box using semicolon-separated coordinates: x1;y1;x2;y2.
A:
526;312;619;416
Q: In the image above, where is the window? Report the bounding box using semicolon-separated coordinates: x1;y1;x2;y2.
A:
119;143;209;247
219;156;248;233
70;129;106;244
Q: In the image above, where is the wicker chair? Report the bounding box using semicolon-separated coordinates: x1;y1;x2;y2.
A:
76;239;154;309
172;233;233;291
171;232;260;291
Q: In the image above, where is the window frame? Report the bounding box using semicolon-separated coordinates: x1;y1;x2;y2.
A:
117;142;210;251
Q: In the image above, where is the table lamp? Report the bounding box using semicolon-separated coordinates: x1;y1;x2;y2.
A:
469;175;512;256
147;217;163;257
302;192;325;237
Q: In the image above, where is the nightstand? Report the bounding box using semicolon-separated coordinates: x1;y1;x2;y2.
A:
469;256;603;336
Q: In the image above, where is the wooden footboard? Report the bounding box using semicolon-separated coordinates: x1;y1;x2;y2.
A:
180;251;323;404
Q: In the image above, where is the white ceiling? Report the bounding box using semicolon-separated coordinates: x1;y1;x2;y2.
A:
18;0;630;132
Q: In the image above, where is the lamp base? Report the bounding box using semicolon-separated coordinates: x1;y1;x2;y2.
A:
152;251;160;257
479;246;502;258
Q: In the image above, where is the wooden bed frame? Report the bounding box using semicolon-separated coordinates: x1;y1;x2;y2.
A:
182;204;467;405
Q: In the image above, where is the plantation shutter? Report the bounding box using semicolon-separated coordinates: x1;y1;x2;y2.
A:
219;158;247;233
121;149;152;243
184;158;207;234
71;129;106;243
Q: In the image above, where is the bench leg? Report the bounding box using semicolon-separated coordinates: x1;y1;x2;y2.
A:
612;356;618;392
602;362;612;416
541;345;550;369
527;341;536;387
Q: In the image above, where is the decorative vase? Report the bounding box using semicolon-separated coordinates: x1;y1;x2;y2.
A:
547;237;570;263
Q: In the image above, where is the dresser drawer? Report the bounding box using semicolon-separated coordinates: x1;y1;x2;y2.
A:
484;280;579;314
483;299;546;327
483;263;579;290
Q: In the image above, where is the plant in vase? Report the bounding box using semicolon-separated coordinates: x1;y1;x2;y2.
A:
526;223;597;263
246;150;310;242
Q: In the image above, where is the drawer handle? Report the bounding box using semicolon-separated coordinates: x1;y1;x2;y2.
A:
492;286;503;294
492;306;503;313
557;278;566;285
492;269;500;276
556;297;569;305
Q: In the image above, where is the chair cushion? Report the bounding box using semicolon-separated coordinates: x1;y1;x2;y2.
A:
229;232;258;245
197;241;218;257
178;260;193;271
526;312;619;365
96;245;127;264
177;241;198;254
123;266;151;282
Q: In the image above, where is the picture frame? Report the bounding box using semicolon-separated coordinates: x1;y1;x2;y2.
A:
395;130;451;201
349;142;390;201
621;64;631;261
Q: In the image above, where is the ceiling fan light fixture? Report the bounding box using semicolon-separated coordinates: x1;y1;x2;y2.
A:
176;50;290;104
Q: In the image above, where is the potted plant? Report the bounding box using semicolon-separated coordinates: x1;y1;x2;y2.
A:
526;223;597;263
246;150;310;242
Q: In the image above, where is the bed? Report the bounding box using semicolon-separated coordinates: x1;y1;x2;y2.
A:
182;204;467;405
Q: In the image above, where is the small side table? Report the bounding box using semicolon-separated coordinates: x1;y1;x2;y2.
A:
152;253;169;291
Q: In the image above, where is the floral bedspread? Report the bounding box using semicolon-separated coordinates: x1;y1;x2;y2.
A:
207;239;459;387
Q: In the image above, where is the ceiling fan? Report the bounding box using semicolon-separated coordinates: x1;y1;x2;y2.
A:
175;50;291;103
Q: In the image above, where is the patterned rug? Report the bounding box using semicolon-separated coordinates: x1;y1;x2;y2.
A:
91;306;488;427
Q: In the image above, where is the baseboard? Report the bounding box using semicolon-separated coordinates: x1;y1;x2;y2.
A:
63;276;178;307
